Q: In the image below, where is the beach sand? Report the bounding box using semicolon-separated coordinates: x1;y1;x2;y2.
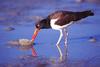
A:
0;0;100;67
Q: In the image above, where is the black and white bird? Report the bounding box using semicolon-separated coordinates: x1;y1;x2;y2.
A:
31;10;94;60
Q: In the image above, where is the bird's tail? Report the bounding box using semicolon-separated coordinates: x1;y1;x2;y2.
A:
83;10;94;16
73;10;94;21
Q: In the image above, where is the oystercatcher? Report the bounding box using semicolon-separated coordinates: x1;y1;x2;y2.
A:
31;10;94;60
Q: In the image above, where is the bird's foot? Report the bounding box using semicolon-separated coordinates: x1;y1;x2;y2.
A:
59;56;63;62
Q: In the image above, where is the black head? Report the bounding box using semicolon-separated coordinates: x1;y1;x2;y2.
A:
35;18;51;29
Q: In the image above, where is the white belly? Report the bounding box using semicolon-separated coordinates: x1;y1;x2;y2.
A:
50;19;73;30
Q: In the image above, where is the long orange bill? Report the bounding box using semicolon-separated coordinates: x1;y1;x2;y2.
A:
31;28;40;43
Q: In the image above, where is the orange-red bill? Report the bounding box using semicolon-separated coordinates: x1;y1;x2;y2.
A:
31;28;40;43
31;28;39;56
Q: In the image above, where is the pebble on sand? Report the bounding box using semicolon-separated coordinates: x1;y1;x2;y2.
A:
19;39;33;46
89;37;97;42
4;27;15;31
8;39;34;46
76;0;84;3
7;39;34;50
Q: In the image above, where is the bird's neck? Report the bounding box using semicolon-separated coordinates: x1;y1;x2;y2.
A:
44;18;51;29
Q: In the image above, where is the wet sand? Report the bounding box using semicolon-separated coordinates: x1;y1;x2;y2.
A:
0;0;100;67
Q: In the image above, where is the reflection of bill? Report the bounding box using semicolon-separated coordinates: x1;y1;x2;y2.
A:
32;47;37;56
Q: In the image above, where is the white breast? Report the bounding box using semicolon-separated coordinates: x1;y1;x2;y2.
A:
50;18;73;30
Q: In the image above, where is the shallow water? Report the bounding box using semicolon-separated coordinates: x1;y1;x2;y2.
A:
0;0;100;67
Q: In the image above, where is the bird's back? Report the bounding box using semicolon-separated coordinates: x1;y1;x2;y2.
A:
48;10;94;26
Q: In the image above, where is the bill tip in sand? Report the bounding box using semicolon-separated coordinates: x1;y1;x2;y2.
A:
19;39;37;56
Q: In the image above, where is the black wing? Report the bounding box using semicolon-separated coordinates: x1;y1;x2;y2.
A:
55;14;76;26
48;10;94;26
54;10;94;26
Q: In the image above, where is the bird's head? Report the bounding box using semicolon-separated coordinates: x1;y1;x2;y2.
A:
31;18;50;43
35;19;48;29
